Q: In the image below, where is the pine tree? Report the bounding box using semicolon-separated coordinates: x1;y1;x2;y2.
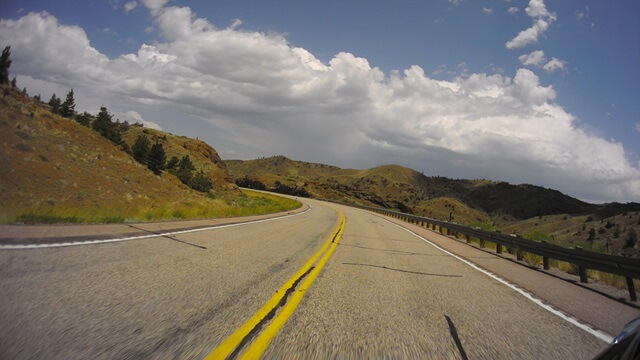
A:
132;134;151;163
60;89;76;118
0;46;11;84
48;94;61;114
92;106;122;144
171;155;195;185
147;142;166;175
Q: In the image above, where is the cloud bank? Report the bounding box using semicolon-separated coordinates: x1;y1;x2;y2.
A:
1;7;639;203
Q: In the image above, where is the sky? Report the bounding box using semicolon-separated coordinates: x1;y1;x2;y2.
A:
0;0;639;203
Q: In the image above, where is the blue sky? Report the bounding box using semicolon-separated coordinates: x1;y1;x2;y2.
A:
1;0;639;203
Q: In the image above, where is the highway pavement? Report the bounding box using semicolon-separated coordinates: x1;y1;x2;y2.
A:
1;197;637;359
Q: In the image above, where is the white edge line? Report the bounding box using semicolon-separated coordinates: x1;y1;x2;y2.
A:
378;215;614;344
0;205;312;250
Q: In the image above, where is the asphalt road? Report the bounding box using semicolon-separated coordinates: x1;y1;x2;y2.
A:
1;198;637;359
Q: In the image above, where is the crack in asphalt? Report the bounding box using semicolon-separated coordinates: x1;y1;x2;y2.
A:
339;243;448;257
342;262;462;278
227;266;315;359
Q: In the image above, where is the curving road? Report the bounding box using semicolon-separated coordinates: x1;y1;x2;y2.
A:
1;198;638;359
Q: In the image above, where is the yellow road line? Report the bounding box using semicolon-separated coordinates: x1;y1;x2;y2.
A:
206;210;346;360
240;212;345;359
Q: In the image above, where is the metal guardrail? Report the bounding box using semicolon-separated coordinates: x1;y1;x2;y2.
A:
334;201;640;302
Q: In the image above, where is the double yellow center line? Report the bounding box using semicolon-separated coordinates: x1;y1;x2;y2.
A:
207;210;346;359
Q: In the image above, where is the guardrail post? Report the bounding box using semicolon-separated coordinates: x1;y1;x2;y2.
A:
575;247;588;283
446;228;451;236
516;248;523;261
439;226;444;234
465;234;471;243
578;266;588;283
541;240;550;269
627;277;637;302
496;243;502;254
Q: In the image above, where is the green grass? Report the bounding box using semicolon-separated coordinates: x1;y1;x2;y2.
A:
5;189;301;224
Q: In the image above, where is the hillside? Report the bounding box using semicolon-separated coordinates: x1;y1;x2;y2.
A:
226;156;601;221
226;156;640;256
0;85;298;223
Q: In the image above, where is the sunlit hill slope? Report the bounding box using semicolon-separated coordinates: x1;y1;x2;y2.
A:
0;85;298;223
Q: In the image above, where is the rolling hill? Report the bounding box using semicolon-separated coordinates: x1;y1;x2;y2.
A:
226;156;640;256
0;84;298;223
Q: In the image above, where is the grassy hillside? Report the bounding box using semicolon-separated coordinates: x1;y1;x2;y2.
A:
0;85;299;223
226;156;640;257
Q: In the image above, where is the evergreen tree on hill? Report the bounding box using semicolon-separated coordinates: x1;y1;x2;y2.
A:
60;89;76;118
147;142;166;175
170;155;195;185
0;46;11;84
132;134;151;163
48;94;61;114
92;106;122;144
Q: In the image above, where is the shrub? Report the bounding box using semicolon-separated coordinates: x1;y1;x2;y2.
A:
613;224;621;238
166;156;179;170
189;171;212;193
587;227;595;242
75;111;92;127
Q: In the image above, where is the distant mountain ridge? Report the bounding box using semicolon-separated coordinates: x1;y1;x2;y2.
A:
225;155;639;225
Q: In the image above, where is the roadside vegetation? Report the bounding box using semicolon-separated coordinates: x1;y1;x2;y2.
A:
11;189;300;224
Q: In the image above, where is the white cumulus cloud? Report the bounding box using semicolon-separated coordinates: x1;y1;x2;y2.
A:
525;0;555;20
506;19;549;49
506;0;556;49
123;110;162;130
1;9;639;202
508;7;519;15
519;50;546;66
124;1;138;13
543;57;567;73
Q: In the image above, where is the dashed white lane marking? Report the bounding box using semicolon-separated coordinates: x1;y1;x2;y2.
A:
0;205;311;250
379;216;614;344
